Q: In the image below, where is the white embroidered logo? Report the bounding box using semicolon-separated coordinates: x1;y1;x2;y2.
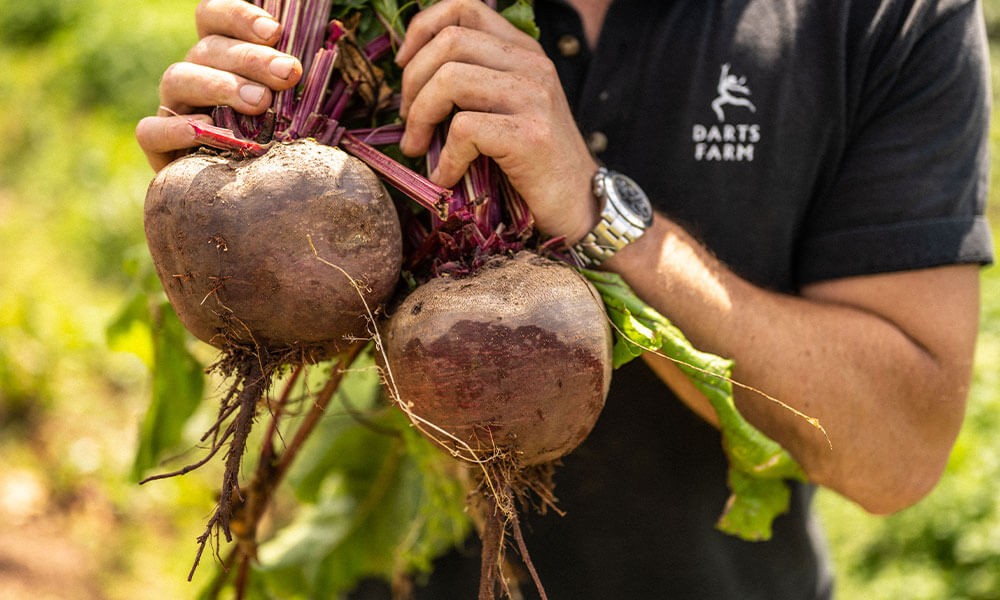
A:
692;63;760;162
712;63;756;122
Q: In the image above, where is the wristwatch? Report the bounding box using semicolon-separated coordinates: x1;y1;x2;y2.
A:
571;167;654;267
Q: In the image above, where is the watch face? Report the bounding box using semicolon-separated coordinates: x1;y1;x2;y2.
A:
611;174;654;225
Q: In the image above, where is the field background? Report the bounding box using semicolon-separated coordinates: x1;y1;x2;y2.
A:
1;1;999;598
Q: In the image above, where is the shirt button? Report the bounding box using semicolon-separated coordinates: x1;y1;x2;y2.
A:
587;131;608;154
557;34;582;57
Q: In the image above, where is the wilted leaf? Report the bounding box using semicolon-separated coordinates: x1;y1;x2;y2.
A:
716;468;792;541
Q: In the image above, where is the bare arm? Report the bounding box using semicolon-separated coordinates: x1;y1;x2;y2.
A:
616;217;978;514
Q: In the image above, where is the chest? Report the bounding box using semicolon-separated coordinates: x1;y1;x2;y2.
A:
537;0;851;289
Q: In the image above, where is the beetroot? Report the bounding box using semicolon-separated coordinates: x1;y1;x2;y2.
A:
141;136;402;577
138;8;409;571
144;139;401;359
384;251;612;599
385;251;611;467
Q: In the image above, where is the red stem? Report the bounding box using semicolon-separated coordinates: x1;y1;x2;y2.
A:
188;119;269;157
339;131;452;215
275;343;367;476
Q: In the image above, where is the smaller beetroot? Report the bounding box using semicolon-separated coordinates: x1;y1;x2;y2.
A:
385;251;611;467
384;251;612;599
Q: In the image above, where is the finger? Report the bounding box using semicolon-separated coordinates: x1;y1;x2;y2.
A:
196;0;282;45
159;62;274;116
432;110;599;240
136;114;213;172
430;111;519;187
399;25;535;118
430;124;484;189
400;62;533;156
186;34;302;90
395;0;538;66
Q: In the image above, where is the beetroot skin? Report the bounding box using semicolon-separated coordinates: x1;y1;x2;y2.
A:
385;251;613;466
144;139;402;358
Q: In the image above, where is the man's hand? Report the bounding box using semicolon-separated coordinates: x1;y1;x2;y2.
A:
135;0;303;171
396;0;600;244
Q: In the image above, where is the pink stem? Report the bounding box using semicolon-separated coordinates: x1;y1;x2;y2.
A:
188;119;268;157
339;132;451;215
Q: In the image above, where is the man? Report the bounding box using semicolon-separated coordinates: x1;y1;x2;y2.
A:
137;0;993;597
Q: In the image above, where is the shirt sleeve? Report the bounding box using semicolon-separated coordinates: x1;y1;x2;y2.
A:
795;0;994;285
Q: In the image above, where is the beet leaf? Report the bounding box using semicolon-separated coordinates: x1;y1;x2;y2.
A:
582;268;814;541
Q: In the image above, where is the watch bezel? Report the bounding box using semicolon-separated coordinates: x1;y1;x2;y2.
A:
605;171;654;229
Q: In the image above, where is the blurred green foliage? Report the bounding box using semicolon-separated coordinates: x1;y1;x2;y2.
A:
0;0;81;46
0;0;999;598
0;2;210;597
254;385;470;598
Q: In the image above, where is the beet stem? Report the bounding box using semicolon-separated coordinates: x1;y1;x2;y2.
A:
188;120;269;157
346;123;404;146
339;131;451;215
287;46;338;137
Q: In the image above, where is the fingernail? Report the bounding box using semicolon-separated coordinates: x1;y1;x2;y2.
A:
239;83;267;106
269;56;297;80
429;166;440;182
252;17;280;41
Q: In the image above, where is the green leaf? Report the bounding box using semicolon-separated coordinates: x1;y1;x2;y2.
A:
106;288;154;367
500;0;540;39
582;269;806;541
255;399;470;597
716;468;792;541
286;353;385;502
130;300;205;481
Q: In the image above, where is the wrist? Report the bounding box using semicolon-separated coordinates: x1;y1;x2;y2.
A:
567;204;602;247
564;163;603;246
570;167;654;268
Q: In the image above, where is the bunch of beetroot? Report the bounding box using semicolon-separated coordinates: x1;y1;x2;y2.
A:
143;1;611;598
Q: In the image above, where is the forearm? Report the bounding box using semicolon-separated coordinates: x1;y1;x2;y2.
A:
606;215;977;513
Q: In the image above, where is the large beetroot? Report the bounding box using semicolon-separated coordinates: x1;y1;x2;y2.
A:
143;127;403;582
138;2;412;577
145;139;401;360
